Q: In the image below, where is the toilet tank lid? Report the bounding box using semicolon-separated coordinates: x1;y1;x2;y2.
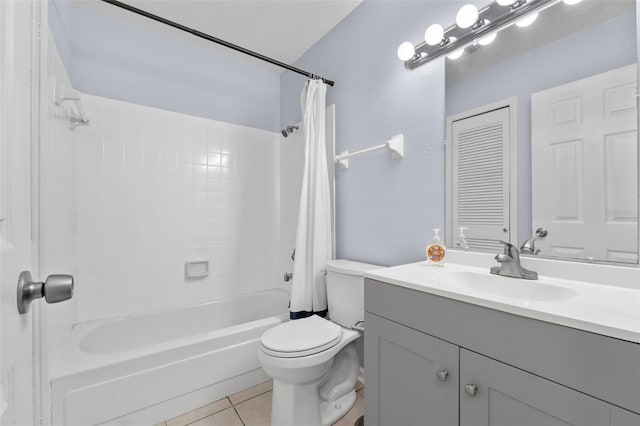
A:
325;259;384;276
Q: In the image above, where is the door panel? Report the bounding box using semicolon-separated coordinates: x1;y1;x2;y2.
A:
531;64;638;263
364;313;458;426
611;406;640;426
460;349;611;426
0;1;37;424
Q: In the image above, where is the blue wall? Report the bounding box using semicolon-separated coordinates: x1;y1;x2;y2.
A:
281;1;463;266
446;11;636;246
49;0;281;132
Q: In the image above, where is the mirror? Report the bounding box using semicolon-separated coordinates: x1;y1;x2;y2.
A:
445;0;638;265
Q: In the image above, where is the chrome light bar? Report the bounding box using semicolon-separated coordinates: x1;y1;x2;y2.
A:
404;0;562;69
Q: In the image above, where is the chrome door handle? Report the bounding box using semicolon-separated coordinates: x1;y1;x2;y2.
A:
17;271;74;314
436;370;449;382
464;384;478;397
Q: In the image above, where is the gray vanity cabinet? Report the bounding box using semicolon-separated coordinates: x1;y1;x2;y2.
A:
364;278;640;426
364;312;459;426
460;349;611;426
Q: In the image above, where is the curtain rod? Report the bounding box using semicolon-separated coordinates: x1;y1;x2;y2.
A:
100;0;335;87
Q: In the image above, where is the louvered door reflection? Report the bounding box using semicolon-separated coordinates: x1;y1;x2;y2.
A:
452;107;510;252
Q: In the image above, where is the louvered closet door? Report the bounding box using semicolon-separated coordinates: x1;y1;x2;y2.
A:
452;107;510;251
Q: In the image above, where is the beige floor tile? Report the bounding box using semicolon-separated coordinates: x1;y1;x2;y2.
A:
189;407;244;426
235;390;272;426
229;380;273;405
166;398;231;426
333;394;364;426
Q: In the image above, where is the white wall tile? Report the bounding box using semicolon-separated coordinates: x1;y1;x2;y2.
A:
74;95;281;321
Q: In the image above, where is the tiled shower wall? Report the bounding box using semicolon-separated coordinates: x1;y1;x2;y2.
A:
74;96;281;321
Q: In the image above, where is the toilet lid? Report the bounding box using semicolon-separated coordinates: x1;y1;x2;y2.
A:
260;315;343;358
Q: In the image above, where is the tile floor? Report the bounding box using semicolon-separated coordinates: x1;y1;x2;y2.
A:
157;380;365;426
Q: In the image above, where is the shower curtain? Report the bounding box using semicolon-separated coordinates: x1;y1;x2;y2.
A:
289;79;333;320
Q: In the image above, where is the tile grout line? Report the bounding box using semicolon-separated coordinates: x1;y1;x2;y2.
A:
230;388;273;407
180;397;232;426
232;405;246;426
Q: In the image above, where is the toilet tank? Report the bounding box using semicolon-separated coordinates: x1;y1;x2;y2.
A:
325;259;383;328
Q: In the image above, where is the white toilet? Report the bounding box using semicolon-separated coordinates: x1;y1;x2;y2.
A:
258;259;381;426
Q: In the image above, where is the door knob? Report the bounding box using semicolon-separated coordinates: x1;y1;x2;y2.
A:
17;271;74;314
464;384;478;397
436;370;449;382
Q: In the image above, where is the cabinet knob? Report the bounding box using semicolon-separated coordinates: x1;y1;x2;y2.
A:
436;370;449;382
464;384;478;397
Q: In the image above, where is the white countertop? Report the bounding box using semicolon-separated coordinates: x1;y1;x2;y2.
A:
365;259;640;344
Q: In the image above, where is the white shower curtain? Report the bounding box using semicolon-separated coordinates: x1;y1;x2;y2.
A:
289;79;333;320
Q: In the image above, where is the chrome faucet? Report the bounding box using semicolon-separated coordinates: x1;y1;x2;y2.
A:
490;241;538;280
520;228;548;255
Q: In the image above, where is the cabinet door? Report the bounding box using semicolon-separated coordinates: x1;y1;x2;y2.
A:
460;349;612;426
611;406;640;426
364;313;458;426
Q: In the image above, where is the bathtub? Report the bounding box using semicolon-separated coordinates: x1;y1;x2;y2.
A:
51;289;289;426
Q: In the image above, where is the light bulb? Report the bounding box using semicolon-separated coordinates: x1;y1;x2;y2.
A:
478;32;496;46
447;37;464;60
476;20;496;46
456;4;479;29
397;42;415;61
516;12;538;27
496;0;517;5
425;24;445;46
563;0;582;4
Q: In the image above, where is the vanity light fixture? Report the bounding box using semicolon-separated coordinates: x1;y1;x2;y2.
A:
425;24;447;46
456;4;482;29
477;20;497;45
447;38;464;60
398;0;582;69
516;12;538;27
397;41;416;61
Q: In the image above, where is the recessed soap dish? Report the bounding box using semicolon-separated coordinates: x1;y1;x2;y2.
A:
185;260;209;279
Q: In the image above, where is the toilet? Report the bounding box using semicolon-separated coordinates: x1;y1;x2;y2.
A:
258;259;381;426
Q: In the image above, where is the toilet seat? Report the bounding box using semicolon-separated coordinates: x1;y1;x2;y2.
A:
260;315;343;358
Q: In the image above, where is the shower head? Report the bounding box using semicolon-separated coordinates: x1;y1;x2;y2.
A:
281;125;299;137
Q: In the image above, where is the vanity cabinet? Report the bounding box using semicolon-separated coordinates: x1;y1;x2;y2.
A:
364;278;640;426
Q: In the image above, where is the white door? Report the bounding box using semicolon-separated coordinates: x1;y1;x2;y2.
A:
449;106;515;252
1;1;39;424
532;64;638;263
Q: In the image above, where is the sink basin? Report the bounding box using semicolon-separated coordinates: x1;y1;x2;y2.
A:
431;270;577;301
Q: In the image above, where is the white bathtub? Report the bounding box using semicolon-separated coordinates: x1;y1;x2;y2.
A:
51;289;289;426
